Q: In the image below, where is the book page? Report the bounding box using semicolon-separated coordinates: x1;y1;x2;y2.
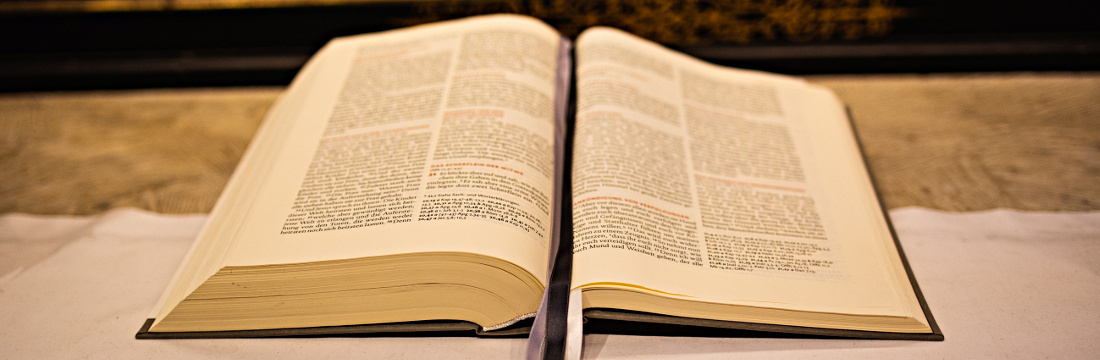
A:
571;28;925;322
150;15;567;318
148;43;336;322
222;15;564;281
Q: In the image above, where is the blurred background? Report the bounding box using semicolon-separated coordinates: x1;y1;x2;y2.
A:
1;0;1098;91
2;1;1097;216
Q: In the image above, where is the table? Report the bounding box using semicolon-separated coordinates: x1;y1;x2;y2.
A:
1;73;1098;359
2;72;1098;215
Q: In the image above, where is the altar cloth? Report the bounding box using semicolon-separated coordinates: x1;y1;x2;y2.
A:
1;207;1098;359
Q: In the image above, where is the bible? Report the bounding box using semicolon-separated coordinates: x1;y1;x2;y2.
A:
137;14;942;341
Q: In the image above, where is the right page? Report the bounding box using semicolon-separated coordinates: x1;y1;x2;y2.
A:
571;27;931;333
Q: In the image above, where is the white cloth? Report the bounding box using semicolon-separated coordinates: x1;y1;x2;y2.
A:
2;208;1098;359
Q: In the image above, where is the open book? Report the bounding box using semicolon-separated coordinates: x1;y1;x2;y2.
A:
137;14;941;341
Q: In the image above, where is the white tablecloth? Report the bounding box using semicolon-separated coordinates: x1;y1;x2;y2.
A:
2;208;1098;359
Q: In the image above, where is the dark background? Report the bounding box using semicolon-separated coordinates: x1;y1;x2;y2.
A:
1;0;1097;91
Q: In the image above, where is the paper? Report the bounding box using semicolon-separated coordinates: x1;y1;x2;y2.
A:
2;207;1098;359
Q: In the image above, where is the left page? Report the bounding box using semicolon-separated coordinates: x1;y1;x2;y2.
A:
149;15;565;328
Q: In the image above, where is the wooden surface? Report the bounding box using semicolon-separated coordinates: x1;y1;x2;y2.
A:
0;88;278;214
1;73;1097;215
811;73;1100;212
